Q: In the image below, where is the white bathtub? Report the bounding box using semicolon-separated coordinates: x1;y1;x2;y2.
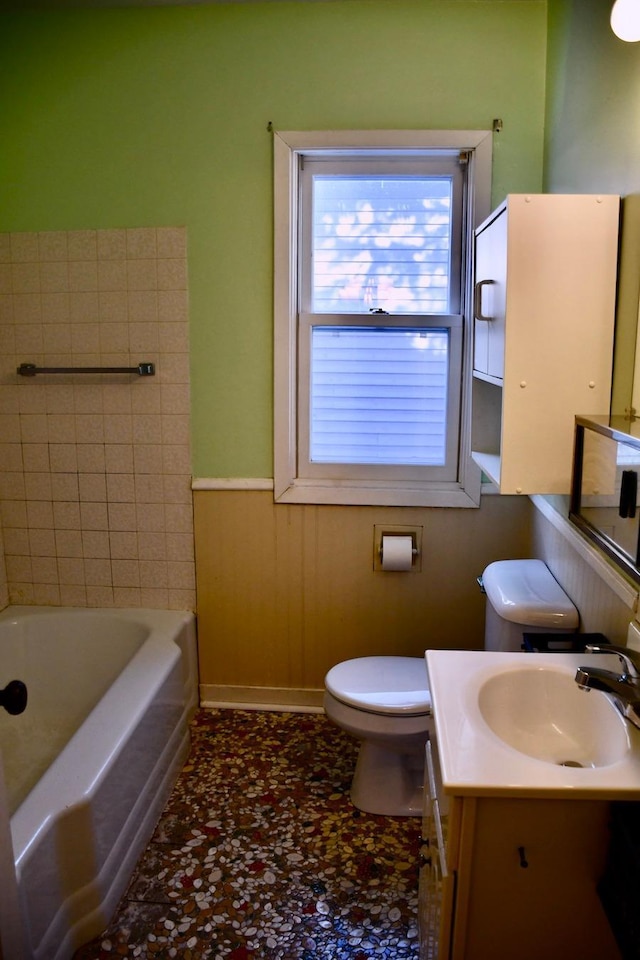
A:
0;605;198;960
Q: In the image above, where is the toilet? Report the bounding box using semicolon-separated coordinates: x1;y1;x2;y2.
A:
323;559;579;816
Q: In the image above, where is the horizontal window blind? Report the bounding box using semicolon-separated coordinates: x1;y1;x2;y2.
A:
312;176;452;315
310;327;449;465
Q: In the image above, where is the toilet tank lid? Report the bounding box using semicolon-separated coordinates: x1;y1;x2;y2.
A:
482;559;579;628
325;656;431;715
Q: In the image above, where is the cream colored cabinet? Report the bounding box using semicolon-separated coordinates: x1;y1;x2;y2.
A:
420;790;621;960
471;194;619;495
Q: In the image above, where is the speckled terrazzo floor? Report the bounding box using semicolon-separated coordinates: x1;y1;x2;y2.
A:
73;708;421;960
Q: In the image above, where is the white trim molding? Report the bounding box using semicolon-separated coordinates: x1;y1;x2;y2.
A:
273;128;493;509
192;478;274;491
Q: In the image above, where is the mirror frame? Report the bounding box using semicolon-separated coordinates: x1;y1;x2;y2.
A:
570;415;640;584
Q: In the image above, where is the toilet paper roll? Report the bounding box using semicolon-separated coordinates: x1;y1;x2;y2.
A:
381;535;414;571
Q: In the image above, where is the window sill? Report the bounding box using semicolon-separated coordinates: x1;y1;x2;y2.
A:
274;476;481;508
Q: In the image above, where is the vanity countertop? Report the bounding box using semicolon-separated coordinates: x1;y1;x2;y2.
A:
425;649;640;799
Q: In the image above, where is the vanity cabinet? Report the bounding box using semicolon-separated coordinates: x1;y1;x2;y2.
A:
471;194;619;495
419;773;622;959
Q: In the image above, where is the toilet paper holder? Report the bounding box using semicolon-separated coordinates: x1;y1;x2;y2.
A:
373;525;422;573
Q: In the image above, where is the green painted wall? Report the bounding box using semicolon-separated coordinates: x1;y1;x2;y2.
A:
545;0;640;195
0;1;547;477
545;0;640;417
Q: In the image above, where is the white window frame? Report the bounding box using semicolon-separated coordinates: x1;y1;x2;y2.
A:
274;129;493;507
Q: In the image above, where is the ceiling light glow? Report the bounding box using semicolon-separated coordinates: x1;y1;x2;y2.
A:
611;0;640;42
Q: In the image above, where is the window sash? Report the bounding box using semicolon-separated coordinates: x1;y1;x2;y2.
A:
299;155;465;317
298;313;463;481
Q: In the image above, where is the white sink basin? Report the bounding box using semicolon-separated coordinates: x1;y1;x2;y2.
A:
425;650;640;798
477;665;630;768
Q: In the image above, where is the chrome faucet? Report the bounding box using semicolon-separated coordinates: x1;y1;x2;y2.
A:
575;643;640;729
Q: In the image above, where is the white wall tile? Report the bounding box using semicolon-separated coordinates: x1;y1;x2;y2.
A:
109;531;138;560
53;501;81;530
85;558;113;585
28;528;56;557
67;231;97;261
68;261;98;292
0;235;12;262
55;529;83;558
33;583;60;605
82;531;110;559
11;234;39;262
97;230;126;261
76;443;106;473
98;260;127;292
86;585;114;605
3;528;29;556
38;232;68;262
57;557;85;585
16;382;47;418
156;227;186;260
126;228;157;259
60;584;87;606
51;473;79;501
0;227;193;610
40;262;69;293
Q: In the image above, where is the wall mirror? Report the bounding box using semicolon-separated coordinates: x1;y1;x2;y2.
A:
570;415;640;584
568;199;640;583
611;193;640;419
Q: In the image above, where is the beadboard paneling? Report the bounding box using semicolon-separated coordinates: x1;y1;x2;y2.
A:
194;490;533;692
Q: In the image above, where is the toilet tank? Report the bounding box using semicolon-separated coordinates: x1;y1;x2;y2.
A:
482;559;578;652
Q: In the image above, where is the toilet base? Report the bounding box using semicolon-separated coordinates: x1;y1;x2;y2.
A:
350;740;425;817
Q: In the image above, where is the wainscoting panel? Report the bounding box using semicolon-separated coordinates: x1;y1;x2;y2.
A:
194;490;533;693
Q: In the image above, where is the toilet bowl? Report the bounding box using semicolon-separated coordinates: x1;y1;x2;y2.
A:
324;559;579;817
324;656;432;817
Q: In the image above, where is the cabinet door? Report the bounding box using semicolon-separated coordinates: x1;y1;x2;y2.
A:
473;207;507;382
459;798;620;960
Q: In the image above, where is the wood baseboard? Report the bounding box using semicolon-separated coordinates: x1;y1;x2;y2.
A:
199;684;324;713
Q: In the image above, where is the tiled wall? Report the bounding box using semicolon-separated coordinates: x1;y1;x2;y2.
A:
0;525;7;610
0;227;194;610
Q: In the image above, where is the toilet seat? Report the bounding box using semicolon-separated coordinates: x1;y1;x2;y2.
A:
325;656;431;716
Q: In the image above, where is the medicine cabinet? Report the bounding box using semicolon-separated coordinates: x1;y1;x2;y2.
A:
570;414;640;584
471;194;620;495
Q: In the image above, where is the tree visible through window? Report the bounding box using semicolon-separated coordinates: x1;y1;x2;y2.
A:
311;176;453;315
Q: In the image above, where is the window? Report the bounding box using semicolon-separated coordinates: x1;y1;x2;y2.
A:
274;130;492;507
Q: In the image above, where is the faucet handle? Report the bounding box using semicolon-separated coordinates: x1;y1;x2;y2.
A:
585;643;640;680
